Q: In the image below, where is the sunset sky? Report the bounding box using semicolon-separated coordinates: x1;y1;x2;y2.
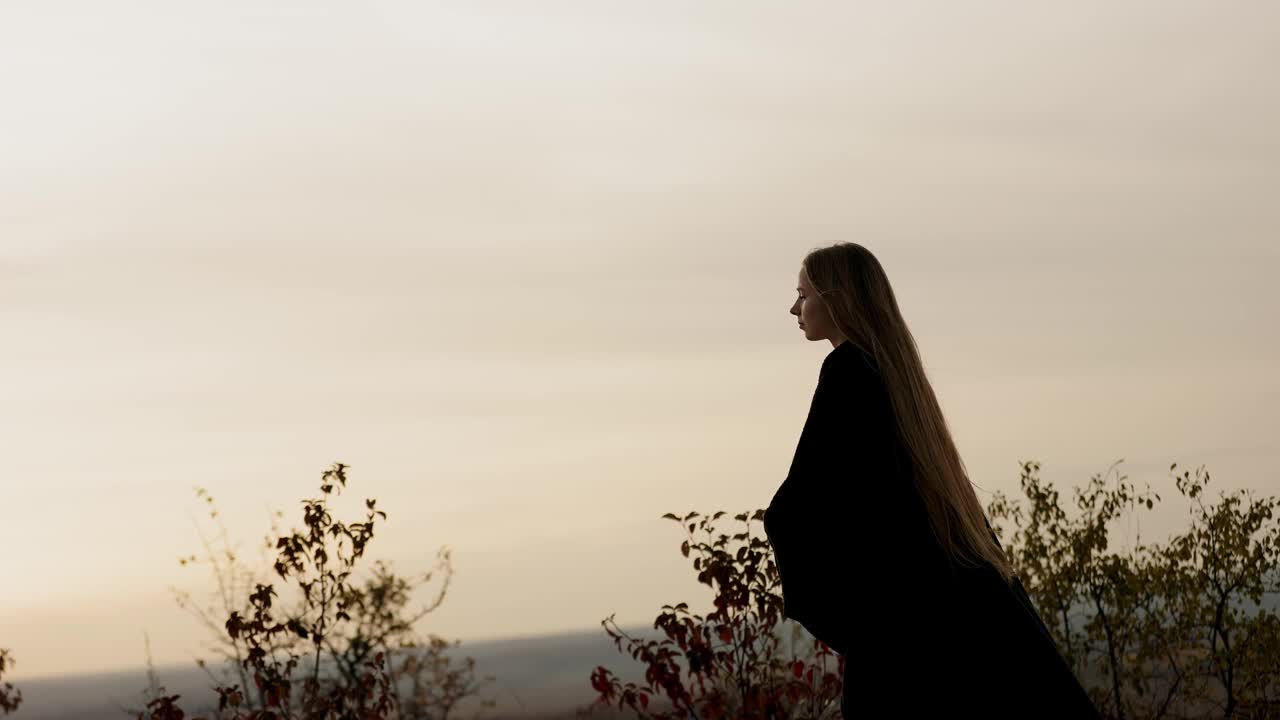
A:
2;0;1277;681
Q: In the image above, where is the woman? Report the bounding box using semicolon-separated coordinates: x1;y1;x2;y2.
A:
762;243;1101;718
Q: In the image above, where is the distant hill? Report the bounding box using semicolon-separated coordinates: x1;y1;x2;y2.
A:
11;623;664;720
16;591;1273;719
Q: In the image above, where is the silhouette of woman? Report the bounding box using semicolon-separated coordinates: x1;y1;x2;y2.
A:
762;243;1102;718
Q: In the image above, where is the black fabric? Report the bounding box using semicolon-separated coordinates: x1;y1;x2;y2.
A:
763;340;1101;718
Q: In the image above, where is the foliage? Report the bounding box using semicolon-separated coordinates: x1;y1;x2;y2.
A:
137;462;496;720
0;649;21;715
168;487;294;710
986;460;1280;720
587;510;845;720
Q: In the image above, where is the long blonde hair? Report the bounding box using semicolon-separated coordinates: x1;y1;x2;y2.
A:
803;242;1017;585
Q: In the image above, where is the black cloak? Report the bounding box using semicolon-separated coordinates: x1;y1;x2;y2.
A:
763;339;1101;718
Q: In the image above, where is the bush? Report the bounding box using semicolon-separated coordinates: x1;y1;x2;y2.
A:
587;510;845;720
0;649;21;715
987;460;1280;720
138;461;496;720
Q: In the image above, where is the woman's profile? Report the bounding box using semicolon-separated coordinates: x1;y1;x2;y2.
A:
762;243;1102;718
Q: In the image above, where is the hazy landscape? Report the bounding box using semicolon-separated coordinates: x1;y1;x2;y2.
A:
10;624;657;719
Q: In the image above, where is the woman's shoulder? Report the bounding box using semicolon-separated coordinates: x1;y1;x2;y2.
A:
820;340;881;385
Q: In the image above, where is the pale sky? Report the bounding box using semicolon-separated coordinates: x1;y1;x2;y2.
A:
2;0;1278;681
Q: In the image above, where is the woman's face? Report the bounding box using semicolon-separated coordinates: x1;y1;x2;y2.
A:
790;268;841;344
